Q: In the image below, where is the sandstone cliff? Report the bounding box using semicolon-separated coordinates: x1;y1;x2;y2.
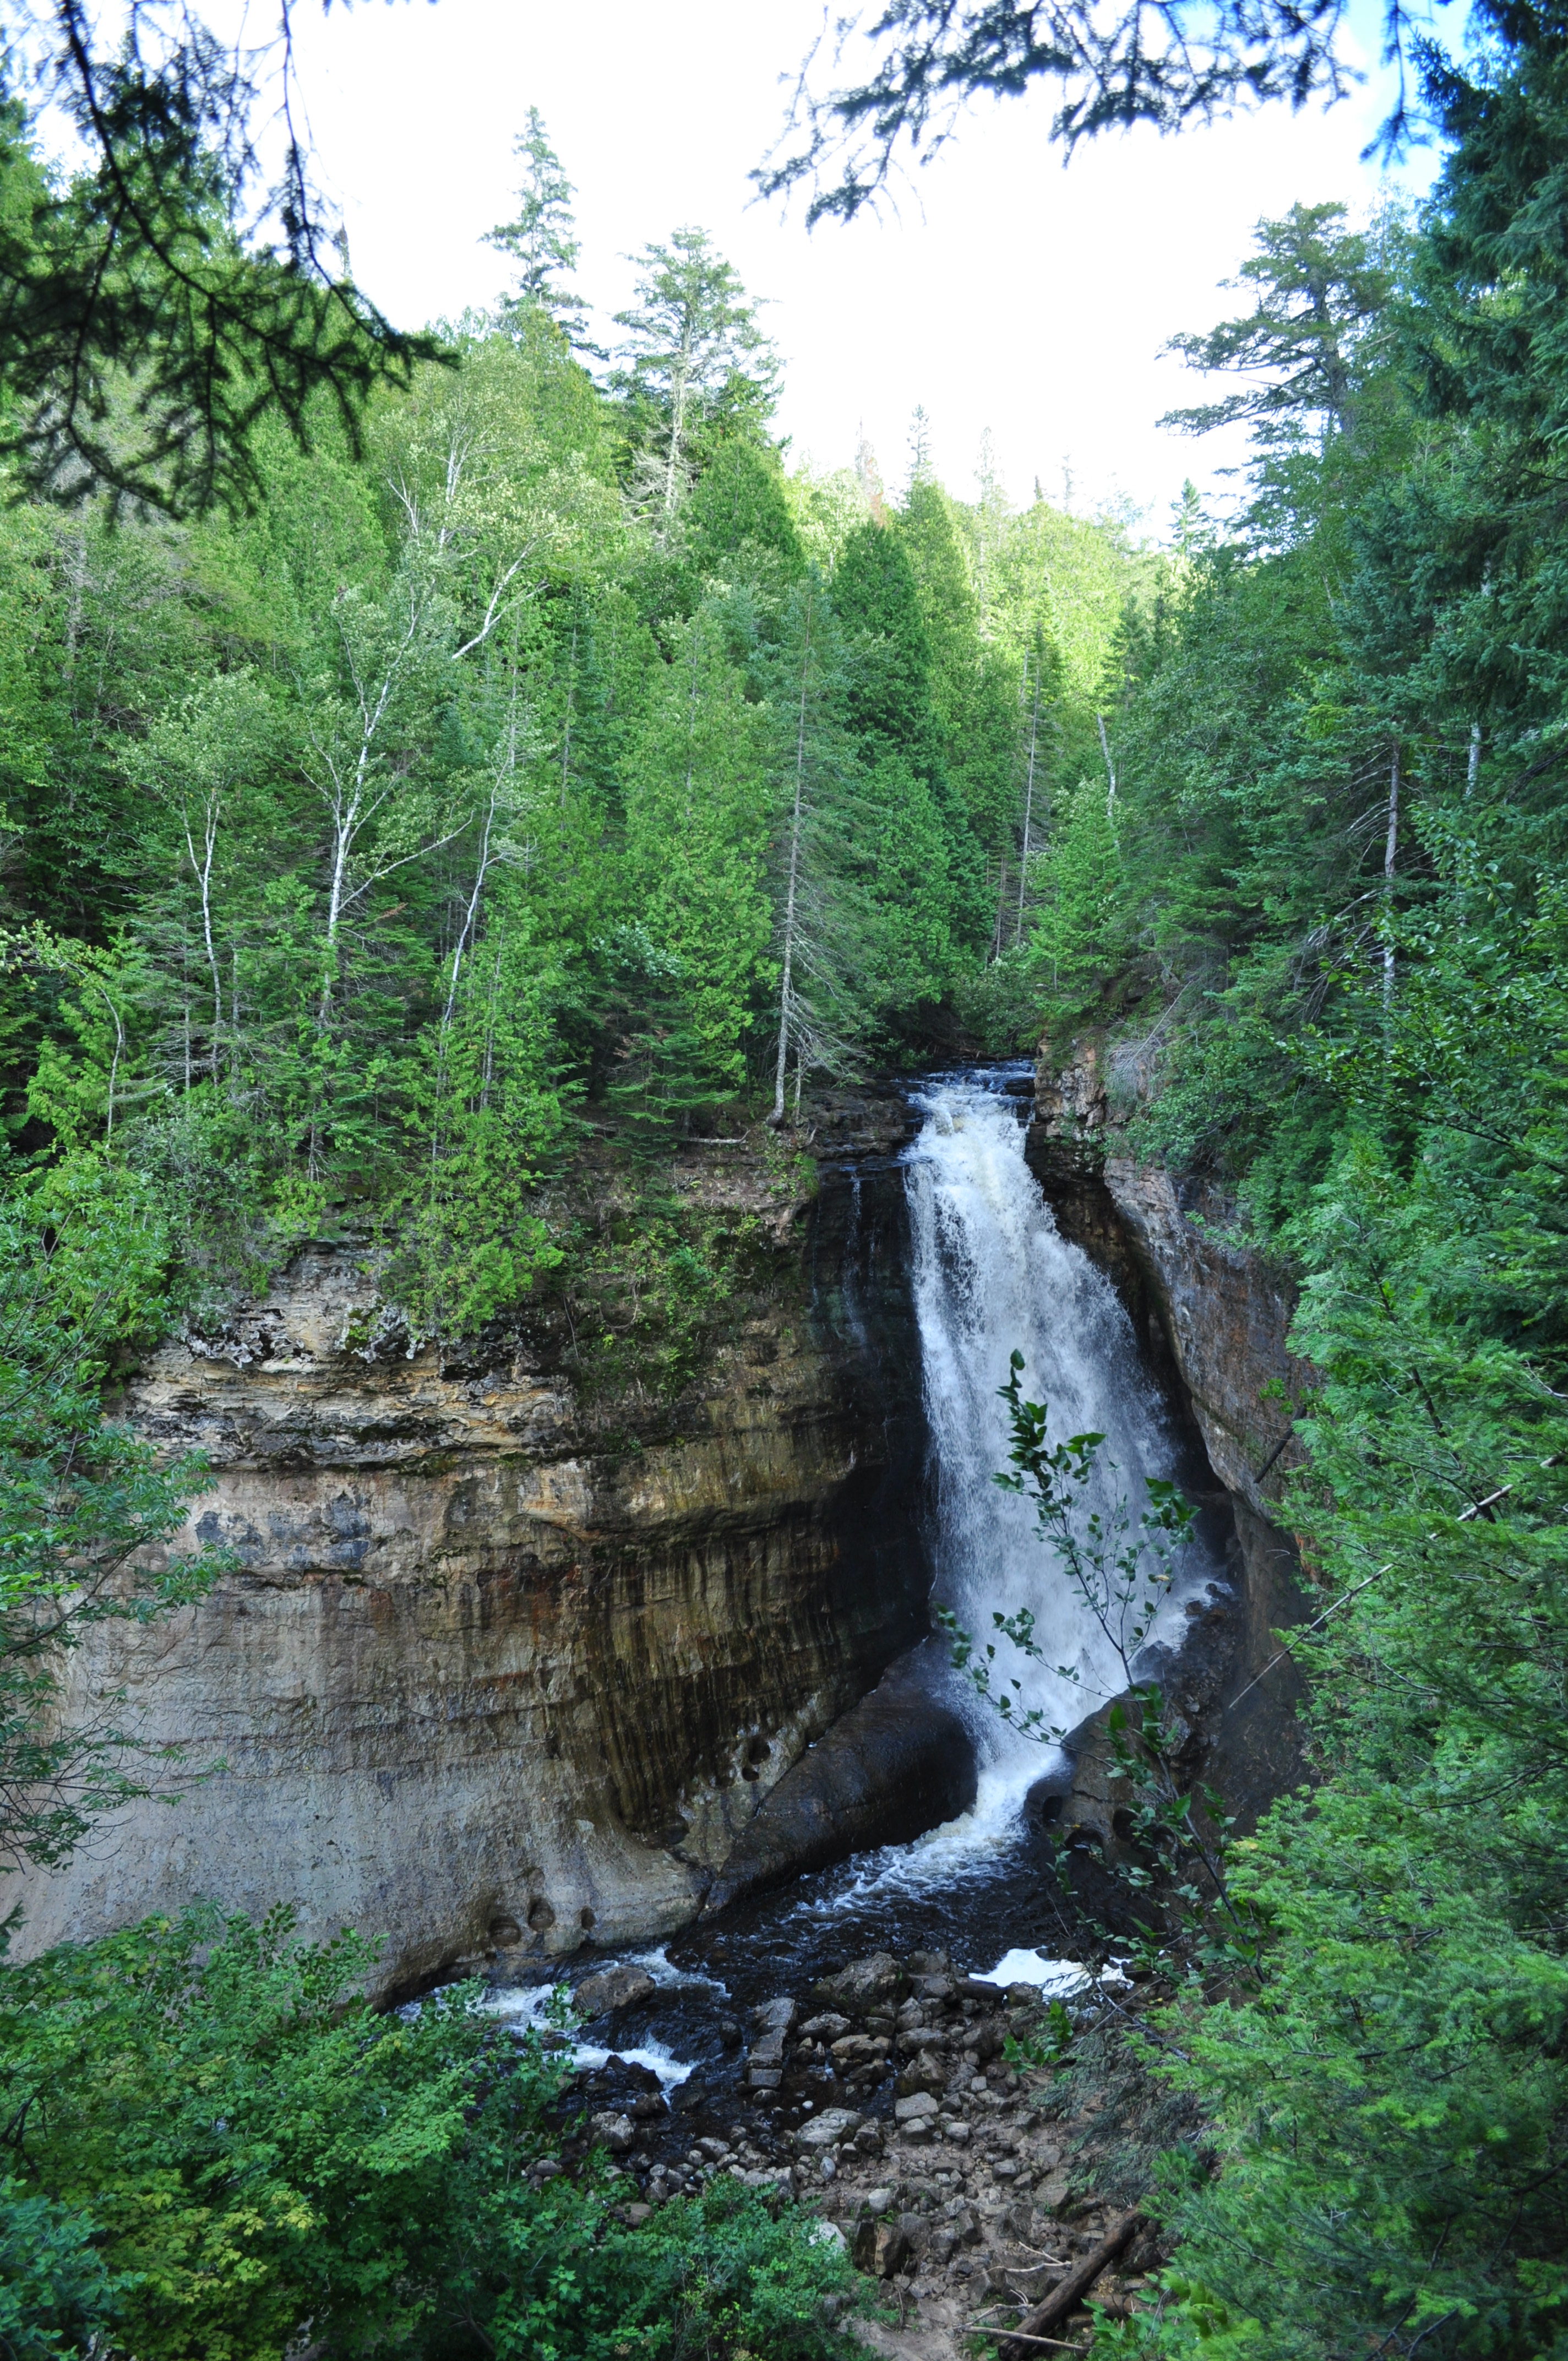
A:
1030;1036;1316;1517
1026;1035;1315;1853
14;1124;929;1995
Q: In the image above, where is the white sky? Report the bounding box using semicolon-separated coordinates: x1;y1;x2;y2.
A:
268;0;1440;534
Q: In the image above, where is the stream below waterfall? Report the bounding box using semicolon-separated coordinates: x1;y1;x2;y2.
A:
483;1064;1231;2167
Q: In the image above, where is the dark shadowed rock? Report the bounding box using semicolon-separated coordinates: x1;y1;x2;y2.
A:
819;1950;908;2014
701;1653;976;1915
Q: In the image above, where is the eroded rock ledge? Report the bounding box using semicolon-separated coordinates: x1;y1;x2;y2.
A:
15;1122;932;1994
1027;1035;1315;1844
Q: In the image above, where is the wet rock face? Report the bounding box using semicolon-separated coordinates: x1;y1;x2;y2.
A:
1028;1038;1316;1518
1027;1036;1315;1844
1099;1165;1315;1517
13;1138;934;1993
702;1652;977;1916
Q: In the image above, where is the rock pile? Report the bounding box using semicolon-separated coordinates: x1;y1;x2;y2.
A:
554;1943;1165;2355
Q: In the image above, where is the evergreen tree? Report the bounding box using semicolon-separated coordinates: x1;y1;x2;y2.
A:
1162;200;1394;448
487;108;594;350
612;607;771;1133
761;578;868;1120
612;231;780;525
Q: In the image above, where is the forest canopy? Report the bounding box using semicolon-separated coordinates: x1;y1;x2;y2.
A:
0;139;1144;1334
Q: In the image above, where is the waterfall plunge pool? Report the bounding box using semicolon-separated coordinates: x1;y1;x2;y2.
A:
483;1063;1231;2119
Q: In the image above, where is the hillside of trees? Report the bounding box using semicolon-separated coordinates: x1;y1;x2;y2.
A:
0;104;1145;1346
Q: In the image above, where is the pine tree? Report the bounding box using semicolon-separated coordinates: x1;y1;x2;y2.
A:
487;109;594;350
972;427;1006;632
1161;202;1392;449
611;231;779;525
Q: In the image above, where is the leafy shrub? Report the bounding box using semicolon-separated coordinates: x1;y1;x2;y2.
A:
0;1906;858;2360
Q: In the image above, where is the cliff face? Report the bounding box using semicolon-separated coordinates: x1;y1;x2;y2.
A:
1030;1037;1315;1517
14;1125;929;1996
1027;1036;1315;1846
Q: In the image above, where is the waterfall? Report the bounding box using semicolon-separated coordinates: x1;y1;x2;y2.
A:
903;1065;1215;1846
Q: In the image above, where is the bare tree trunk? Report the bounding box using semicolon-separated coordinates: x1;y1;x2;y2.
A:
664;337;693;518
1467;721;1480;798
443;784;500;1033
770;595;813;1128
183;796;223;1081
1383;748;1400;1010
992;855;1009;961
1015;662;1044;948
1097;712;1117;819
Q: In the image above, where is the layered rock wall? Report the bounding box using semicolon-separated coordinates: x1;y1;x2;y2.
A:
14;1131;930;1995
1027;1036;1315;1847
1029;1037;1315;1516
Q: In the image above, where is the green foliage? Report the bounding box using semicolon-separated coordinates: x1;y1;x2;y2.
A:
611;229;781;524
0;1905;860;2361
940;1358;1263;1992
487;107;593;349
0;195;1145;1309
1022;775;1134;1037
0;1152;227;1875
0;43;441;515
559;1196;763;1402
940;1348;1195;1734
1161;200;1394;450
0;2175;123;2361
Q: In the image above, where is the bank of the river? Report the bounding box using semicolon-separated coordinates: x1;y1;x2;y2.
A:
470;1803;1182;2356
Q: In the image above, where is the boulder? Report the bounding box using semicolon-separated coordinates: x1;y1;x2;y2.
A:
794;2107;862;2150
748;1994;797;2068
853;2221;910;2278
831;2037;885;2074
574;1963;656;2017
702;1653;976;1914
895;2090;939;2124
896;2055;948;2098
588;2111;634;2154
813;1950;906;2016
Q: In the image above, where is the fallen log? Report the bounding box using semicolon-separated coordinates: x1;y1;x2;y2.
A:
997;2209;1145;2357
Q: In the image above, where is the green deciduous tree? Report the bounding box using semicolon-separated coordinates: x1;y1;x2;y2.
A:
0;1146;226;1878
0;1903;859;2360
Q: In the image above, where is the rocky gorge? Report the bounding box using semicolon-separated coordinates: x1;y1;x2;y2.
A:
15;1048;1313;2323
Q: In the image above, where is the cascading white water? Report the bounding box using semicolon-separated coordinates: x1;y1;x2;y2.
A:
902;1067;1214;1845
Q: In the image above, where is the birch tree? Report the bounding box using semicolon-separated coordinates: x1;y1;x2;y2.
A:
132;673;280;1089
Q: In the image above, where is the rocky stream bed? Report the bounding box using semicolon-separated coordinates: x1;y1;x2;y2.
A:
506;1929;1173;2360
